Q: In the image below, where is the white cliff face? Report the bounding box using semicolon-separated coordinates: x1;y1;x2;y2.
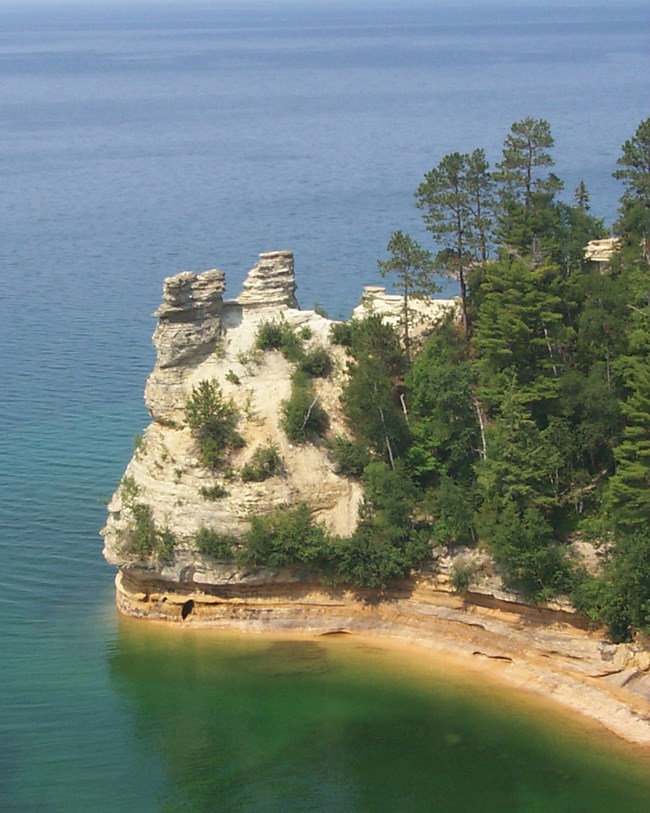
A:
145;269;226;423
103;251;363;586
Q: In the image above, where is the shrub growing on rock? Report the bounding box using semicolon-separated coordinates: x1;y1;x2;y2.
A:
241;442;283;482
123;502;176;562
280;371;329;444
328;435;372;478
194;527;237;561
184;379;243;469
298;346;332;378
255;317;303;362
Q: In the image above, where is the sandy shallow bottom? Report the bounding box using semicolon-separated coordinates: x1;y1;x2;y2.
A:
115;587;650;768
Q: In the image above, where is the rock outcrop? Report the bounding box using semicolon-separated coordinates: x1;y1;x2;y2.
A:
353;284;457;333
102;251;650;748
584;236;620;265
145;269;226;422
104;250;364;579
236;250;298;309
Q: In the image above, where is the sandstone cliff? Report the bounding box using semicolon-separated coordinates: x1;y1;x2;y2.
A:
103;251;366;584
101;252;650;747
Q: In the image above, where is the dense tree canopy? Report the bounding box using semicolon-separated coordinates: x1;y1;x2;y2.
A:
350;116;650;638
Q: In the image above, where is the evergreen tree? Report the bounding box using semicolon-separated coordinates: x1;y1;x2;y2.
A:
339;316;409;468
574;180;590;212
606;311;650;533
415;150;495;336
613;117;650;257
496;117;562;208
406;319;480;485
495;117;563;254
377;230;438;360
471;257;566;413
477;380;561;512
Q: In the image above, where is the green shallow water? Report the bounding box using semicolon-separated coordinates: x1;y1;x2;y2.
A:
109;622;650;813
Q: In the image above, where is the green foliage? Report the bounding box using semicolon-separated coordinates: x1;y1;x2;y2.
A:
235;479;432;589
332;524;431;589
338;316;408;465
426;475;477;546
330;462;431;589
194;527;237;561
573;532;650;641
199;483;229;500
256;317;330;379
328;435;372;478
280;370;329;444
255;317;303;362
238;503;331;569
120;475;139;503
605;300;650;534
377;230;438;358
482;502;572;600
494;117;563;255
406;320;479;485
477;383;561;511
613;117;650;245
241;442;283;482
496;117;561;206
185;380;243;470
329;321;353;347
450;558;479;593
298;346;332;378
361;461;416;528
123;502;176;562
606;532;650;639
471;257;567;411
415;149;495;335
225;369;241;385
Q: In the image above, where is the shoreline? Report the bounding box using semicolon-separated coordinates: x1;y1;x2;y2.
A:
115;572;650;752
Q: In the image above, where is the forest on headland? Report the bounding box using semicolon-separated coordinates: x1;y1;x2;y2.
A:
131;117;649;643
280;116;649;642
360;116;650;643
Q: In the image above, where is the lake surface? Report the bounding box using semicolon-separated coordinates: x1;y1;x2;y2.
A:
1;2;648;810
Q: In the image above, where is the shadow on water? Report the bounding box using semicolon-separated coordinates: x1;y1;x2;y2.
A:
107;620;650;813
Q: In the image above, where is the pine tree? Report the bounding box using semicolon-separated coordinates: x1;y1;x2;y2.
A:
613;117;650;259
606;316;650;533
377;230;438;361
495;118;563;254
415;150;495;336
406;320;479;485
574;180;590;212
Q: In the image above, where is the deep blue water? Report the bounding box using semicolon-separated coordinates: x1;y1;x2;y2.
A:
1;2;648;810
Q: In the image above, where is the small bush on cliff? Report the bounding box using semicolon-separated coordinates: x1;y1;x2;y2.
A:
241;442;283;482
280;371;329;444
238;503;332;569
298;346;332;378
255;317;303;362
199;483;229;500
194;527;237;561
185;379;244;469
123;502;175;562
328;435;372;478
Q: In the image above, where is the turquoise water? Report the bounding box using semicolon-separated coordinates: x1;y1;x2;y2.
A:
113;627;650;812
1;2;649;810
